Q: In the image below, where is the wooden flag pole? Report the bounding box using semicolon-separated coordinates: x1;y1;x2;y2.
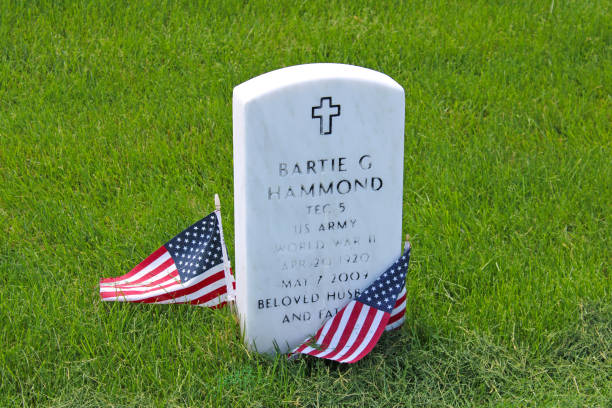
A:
214;194;237;315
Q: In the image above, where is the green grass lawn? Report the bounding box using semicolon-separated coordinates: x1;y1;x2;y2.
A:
1;0;610;406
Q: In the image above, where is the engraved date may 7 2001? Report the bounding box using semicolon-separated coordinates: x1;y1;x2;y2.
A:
281;270;370;289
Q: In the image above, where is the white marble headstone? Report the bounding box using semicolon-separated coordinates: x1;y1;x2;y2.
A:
233;63;405;354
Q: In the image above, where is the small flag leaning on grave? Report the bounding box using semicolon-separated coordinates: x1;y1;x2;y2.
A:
100;208;235;308
290;244;411;363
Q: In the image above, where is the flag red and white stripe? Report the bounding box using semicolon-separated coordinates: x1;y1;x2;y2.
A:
100;210;235;308
100;247;231;308
290;300;391;363
290;244;411;363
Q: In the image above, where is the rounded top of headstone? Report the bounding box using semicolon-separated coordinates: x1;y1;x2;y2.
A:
233;63;403;104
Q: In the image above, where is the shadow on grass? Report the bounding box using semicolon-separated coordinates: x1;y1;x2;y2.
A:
12;302;611;407
284;301;611;407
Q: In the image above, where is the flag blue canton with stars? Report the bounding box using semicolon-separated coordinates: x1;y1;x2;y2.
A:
165;212;224;283
356;248;411;313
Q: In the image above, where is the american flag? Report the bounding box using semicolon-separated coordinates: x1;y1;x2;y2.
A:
100;211;235;308
290;244;411;363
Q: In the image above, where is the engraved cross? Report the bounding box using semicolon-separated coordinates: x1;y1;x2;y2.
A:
312;97;340;135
